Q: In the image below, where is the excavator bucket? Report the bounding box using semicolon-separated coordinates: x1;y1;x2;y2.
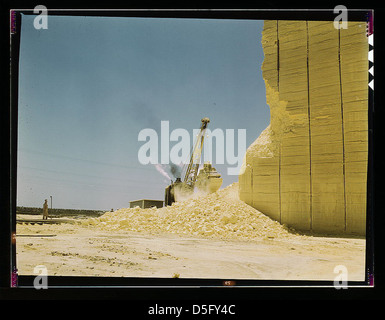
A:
195;162;223;194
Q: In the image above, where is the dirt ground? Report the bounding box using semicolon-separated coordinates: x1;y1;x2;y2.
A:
16;215;366;281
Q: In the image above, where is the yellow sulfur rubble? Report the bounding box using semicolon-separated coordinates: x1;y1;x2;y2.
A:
81;183;295;241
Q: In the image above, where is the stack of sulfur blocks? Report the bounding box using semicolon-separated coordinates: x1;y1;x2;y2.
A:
279;21;311;231
239;20;368;235
340;22;368;234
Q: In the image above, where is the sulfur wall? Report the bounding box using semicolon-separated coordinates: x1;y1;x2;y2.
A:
239;20;368;235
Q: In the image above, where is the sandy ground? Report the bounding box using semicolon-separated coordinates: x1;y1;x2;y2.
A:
16;215;366;281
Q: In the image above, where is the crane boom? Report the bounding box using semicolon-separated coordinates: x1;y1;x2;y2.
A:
182;117;210;188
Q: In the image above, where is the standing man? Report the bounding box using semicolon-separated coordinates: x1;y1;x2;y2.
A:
43;199;49;220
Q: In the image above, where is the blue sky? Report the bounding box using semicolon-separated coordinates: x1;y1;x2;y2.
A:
17;14;269;210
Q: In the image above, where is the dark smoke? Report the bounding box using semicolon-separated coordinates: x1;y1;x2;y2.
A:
169;163;182;179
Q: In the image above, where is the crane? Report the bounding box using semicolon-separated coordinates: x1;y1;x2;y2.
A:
165;117;222;206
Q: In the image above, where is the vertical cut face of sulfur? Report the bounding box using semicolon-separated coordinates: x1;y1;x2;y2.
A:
239;20;369;236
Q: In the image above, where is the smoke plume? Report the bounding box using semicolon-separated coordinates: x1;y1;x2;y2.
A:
154;164;172;182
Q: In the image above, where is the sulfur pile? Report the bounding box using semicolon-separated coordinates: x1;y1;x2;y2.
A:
81;183;295;241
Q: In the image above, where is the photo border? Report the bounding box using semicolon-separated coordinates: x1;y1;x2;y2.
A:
3;6;381;301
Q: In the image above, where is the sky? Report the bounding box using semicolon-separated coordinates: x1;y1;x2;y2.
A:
17;14;270;210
